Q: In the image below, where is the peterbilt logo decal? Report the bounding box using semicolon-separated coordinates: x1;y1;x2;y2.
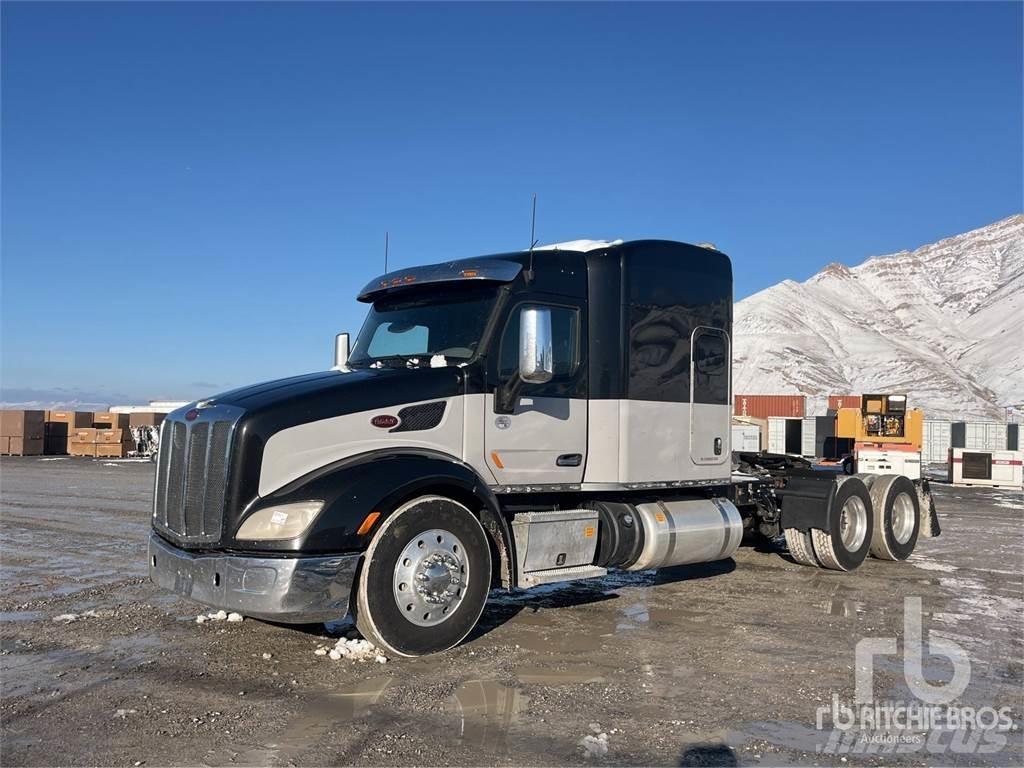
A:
371;414;400;429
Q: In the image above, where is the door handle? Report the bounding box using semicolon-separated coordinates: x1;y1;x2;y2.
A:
556;453;582;467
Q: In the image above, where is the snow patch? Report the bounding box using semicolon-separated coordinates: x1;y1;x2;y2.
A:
910;558;958;573
314;636;387;663
579;731;610;758
52;609;103;623
196;609;243;623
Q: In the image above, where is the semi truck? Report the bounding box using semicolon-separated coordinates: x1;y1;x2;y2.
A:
149;239;939;657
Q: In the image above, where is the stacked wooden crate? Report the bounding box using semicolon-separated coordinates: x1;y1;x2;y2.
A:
0;410;45;455
44;410;94;454
69;413;134;457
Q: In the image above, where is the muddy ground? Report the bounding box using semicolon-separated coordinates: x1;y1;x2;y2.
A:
1;456;1021;767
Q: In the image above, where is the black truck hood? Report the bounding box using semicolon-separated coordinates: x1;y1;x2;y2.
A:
211;366;465;430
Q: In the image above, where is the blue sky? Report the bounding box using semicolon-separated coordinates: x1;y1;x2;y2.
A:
2;2;1021;405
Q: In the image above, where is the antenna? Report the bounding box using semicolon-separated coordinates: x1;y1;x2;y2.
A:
526;193;538;283
384;231;389;273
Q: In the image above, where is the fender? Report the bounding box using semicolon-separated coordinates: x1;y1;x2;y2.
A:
776;471;838;533
232;448;516;587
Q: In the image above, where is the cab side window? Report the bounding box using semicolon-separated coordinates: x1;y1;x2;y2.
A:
499;305;580;380
692;329;729;405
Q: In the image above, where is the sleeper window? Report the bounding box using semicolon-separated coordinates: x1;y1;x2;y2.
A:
692;329;729;405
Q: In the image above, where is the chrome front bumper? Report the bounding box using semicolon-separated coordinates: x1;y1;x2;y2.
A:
148;533;360;623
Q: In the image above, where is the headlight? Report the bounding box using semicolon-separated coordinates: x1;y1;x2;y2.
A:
236;501;324;540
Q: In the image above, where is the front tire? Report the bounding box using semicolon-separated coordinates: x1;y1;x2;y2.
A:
354;495;491;657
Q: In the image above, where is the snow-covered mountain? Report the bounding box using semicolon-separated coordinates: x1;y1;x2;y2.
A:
733;215;1024;421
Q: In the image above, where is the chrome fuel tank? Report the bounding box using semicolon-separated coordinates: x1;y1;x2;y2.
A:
626;498;742;570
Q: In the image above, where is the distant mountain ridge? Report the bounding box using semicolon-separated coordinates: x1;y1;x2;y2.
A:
733;215;1024;421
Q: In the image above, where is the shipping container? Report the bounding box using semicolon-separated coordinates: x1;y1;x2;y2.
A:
965;423;1008;453
951;422;966;448
828;395;861;412
733;395;805;419
801;417;817;457
768;417;803;455
731;424;761;452
922;420;952;464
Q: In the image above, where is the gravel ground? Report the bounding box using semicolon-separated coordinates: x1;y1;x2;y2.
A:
1;456;1021;767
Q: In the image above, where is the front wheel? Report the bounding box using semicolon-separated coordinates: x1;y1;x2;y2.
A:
354;495;491;657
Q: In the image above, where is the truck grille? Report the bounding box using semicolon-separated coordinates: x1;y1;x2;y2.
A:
154;406;241;544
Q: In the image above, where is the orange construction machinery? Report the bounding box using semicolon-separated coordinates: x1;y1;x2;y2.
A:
836;394;923;480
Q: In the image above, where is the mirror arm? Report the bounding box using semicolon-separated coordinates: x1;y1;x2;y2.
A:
495;373;522;415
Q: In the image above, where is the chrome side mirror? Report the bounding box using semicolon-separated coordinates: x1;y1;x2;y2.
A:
334;332;350;369
519;306;553;384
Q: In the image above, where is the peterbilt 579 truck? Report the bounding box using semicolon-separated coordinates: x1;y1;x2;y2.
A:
149;239;939;656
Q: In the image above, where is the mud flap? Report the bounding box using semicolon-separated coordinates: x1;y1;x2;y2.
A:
916;479;941;538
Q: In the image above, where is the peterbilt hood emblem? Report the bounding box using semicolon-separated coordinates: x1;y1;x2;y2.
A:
186;399;216;421
371;414;400;429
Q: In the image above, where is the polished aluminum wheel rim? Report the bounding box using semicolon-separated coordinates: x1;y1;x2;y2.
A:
839;496;868;552
891;492;915;545
393;528;468;627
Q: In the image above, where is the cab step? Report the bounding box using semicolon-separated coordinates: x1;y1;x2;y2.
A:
519;565;607;588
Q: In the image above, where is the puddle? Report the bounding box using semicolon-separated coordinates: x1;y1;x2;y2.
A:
0;611;42;623
516;664;606;685
819;598;867;617
0;647;105;698
617;601;650;630
733;719;824;754
230;676;395;765
446;679;527;753
232;676;533;764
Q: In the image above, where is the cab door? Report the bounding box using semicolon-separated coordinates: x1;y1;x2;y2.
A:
484;300;587;485
689;326;731;466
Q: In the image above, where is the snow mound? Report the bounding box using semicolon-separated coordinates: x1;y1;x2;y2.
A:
314;637;387;663
579;731;610;758
53;609;103;623
196;610;243;623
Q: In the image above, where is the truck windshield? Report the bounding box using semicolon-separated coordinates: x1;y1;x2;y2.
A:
349;287;497;367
